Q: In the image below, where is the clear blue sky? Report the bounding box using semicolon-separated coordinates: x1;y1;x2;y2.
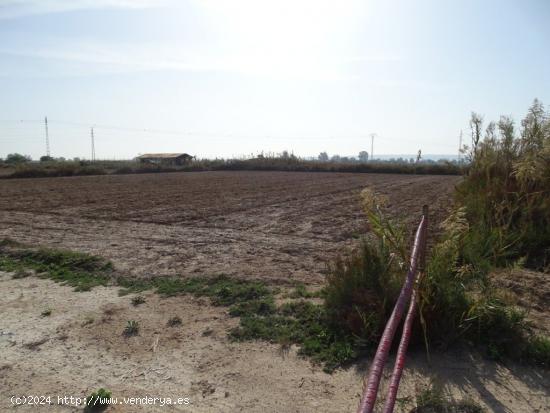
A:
0;0;549;160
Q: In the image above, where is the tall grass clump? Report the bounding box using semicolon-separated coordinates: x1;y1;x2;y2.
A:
417;99;550;364
324;175;550;367
418;209;539;362
457;99;550;270
323;189;406;346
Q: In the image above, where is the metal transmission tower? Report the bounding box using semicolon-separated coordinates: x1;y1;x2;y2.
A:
91;127;96;162
44;117;51;157
458;130;463;163
370;133;377;161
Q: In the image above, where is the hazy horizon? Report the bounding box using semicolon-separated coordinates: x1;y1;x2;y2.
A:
1;0;549;160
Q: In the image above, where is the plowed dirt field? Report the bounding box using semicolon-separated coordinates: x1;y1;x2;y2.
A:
0;171;459;284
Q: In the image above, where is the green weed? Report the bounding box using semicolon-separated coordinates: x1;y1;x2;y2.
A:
84;388;112;412
523;335;550;368
229;298;276;317
123;320;139;337
230;299;360;372
0;241;111;291
287;283;321;299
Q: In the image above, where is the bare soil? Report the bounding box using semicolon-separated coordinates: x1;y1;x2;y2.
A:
490;268;550;336
1;272;548;413
1;171;548;412
0;171;458;284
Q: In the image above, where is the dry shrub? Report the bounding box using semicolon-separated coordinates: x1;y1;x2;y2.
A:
458;99;550;269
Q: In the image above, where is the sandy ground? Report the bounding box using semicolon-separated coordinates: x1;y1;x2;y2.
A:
0;171;458;284
1;272;548;413
1;171;548;412
491;268;550;336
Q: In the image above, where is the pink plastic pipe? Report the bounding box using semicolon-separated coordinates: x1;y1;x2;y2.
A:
356;209;428;413
383;206;428;413
381;286;420;413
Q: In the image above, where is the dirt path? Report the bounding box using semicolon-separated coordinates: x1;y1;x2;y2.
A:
1;272;548;413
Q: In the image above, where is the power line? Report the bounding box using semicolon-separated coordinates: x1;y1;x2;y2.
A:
0;118;459;150
0;119;42;123
5;119;373;141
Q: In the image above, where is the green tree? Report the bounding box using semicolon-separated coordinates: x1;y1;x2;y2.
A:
318;152;329;162
6;153;31;164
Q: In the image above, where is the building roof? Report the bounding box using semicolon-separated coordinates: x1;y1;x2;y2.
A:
137;153;190;159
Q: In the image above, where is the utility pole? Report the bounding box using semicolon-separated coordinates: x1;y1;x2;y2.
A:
458;130;463;163
44;116;51;157
370;133;377;161
91;127;96;162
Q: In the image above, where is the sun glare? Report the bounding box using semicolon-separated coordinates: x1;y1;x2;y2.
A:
189;0;368;79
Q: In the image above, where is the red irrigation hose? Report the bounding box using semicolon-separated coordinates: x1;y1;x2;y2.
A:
356;209;428;413
382;209;428;413
381;285;420;413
